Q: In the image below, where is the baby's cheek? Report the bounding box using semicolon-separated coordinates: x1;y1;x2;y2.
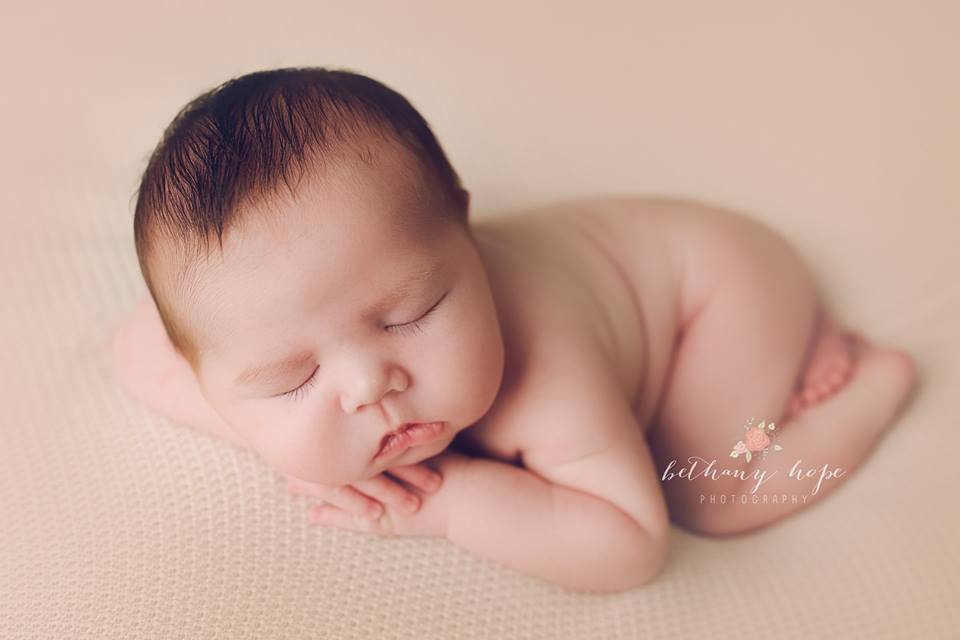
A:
442;327;504;422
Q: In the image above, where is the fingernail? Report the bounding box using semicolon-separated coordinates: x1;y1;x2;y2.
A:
426;473;442;491
404;494;420;513
309;507;321;524
368;503;383;519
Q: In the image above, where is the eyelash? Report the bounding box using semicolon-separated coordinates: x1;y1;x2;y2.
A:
279;291;448;401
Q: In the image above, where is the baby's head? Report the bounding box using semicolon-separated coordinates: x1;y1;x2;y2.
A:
133;67;505;485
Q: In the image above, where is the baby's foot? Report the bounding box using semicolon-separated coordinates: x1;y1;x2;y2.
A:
785;316;857;420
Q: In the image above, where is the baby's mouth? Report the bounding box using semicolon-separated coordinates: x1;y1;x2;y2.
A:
374;422;448;461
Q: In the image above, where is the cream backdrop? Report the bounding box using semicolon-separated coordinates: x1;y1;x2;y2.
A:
1;1;958;638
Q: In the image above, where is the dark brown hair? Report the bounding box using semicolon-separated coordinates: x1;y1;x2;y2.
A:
132;66;468;373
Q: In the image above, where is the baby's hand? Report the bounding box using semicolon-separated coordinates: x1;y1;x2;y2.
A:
282;463;445;537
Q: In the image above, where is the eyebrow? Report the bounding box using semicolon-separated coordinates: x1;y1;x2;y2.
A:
233;261;444;387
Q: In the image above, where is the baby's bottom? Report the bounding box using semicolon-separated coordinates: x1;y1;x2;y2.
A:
648;219;917;537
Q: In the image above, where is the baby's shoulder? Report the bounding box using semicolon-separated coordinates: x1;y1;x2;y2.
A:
455;204;646;466
451;315;635;469
469;198;643;352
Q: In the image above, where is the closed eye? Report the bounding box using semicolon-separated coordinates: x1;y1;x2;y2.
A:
385;290;448;336
278;290;449;401
279;366;319;401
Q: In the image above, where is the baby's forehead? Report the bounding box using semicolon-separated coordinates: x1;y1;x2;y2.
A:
189;244;450;356
191;208;447;294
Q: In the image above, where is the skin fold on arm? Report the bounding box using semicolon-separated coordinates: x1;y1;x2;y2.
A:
434;444;669;594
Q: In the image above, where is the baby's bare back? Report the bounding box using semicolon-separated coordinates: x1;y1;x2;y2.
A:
462;195;916;539
454;195;695;463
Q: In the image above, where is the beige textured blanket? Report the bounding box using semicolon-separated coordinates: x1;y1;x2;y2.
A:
2;1;958;637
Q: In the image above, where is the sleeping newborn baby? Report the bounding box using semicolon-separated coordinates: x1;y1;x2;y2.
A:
112;67;917;593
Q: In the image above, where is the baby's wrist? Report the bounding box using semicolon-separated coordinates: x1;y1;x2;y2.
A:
370;450;472;539
423;449;474;539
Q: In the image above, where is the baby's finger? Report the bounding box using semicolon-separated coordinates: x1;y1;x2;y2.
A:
387;463;443;494
353;473;422;515
317;485;385;520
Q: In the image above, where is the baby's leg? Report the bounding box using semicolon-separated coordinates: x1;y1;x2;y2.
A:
701;332;915;535
648;212;916;536
649;232;820;534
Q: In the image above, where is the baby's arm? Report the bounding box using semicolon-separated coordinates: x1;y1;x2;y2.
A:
441;447;667;593
437;363;670;593
110;295;250;449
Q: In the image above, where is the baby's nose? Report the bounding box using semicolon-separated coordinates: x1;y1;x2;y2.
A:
339;368;409;414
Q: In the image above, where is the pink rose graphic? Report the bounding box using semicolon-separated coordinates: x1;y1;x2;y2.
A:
744;427;771;452
733;441;748;455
